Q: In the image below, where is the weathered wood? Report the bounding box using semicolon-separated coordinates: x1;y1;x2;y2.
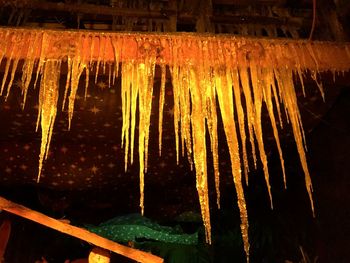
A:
88;248;110;263
0;0;173;19
213;0;285;5
0;0;308;32
0;196;163;263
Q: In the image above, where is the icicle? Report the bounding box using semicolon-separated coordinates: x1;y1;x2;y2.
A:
231;67;250;184
135;38;156;215
0;34;15;96
293;43;307;70
215;63;250;262
174;60;193;169
5;57;19;101
169;39;181;165
108;63;112;89
111;36;120;82
121;61;132;171
262;68;287;188
0;31;9;74
102;36;107;75
189;65;211;244
89;34;95;68
274;45;291;124
21;32;40;109
203;40;220;207
274;68;314;215
270;71;284;128
37;60;61;182
62;58;72;111
79;34;90;101
67;59;85;130
239;67;257;169
67;36;86;130
310;70;325;101
129;62;138;166
250;64;273;209
306;42;319;71
34;33;49;89
144;49;156;173
95;36;103;84
158;64;166;156
3;30;24;99
84;67;90;100
289;43;306;97
226;42;250;185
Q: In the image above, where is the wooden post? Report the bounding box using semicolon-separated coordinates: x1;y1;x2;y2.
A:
0;196;163;263
168;0;177;32
88;248;110;263
0;219;11;263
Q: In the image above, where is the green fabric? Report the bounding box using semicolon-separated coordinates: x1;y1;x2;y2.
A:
85;214;198;245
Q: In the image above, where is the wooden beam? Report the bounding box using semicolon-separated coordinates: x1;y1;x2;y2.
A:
0;1;174;20
0;196;163;263
210;14;302;26
0;0;303;30
0;28;349;72
213;0;286;6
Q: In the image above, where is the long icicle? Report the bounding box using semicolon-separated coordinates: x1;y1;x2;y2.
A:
170;39;182;165
5;32;24;101
262;68;287;188
68;56;86;130
202;40;220;208
129;62;138;166
158;64;166;156
137;42;156;215
189;64;211;244
250;64;273;208
37;60;61;182
215;64;250;262
239;65;257;169
274;68;315;215
5;35;21;101
21;32;39;109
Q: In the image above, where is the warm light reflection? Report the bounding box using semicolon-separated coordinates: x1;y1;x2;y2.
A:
0;28;349;262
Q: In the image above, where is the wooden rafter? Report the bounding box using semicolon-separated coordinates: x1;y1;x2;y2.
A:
0;1;174;19
0;0;309;33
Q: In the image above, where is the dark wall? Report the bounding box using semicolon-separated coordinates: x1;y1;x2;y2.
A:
308;87;350;262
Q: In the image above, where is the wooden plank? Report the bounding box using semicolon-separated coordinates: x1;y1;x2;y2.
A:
0;196;163;263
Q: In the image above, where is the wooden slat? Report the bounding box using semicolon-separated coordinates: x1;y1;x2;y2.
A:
0;196;163;263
